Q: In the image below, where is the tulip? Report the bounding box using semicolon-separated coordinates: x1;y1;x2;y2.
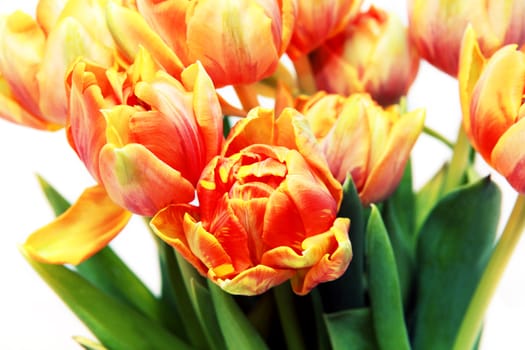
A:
67;51;223;216
309;6;419;106
286;0;362;60
151;108;352;295
0;0;118;129
126;0;295;87
408;0;525;77
298;92;425;205
459;27;525;193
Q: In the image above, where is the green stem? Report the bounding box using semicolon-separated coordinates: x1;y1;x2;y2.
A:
273;283;306;350
292;55;317;95
453;194;525;350
423;126;454;149
443;126;472;193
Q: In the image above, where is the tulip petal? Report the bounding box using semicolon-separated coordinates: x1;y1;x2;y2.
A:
469;46;525;160
105;2;184;77
0;12;45;118
150;204;209;276
37;17;113;125
213;264;294;296
360;108;425;204
458;25;486;137
223;107;275;156
99;143;196;216
36;0;67;34
24;185;132;265
182;62;224;163
291;218;352;295
491;118;525;193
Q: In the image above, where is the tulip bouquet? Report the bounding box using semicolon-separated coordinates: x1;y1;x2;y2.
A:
1;0;525;349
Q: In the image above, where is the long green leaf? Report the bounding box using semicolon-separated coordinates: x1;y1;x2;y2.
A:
37;176;162;324
414;164;448;231
208;281;268;350
366;206;410;350
412;177;501;350
22;249;192;350
318;177;366;311
324;308;378;350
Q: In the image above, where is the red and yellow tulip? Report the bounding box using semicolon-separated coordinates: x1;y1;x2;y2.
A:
459;27;525;193
310;6;419;106
0;0;119;130
298;92;425;205
119;0;296;87
286;0;362;60
67;52;223;216
151;108;352;295
408;0;525;76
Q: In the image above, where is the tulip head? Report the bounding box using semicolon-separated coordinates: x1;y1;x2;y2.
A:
151;111;352;295
310;6;419;106
134;0;295;87
286;0;362;60
67;52;223;215
459;27;525;193
0;0;118;129
298;92;425;205
408;0;525;76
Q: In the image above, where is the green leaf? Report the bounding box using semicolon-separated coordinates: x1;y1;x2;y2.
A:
36;174;71;216
382;161;416;306
156;239;210;348
415;164;448;232
412;177;501;350
318;177;366;311
366;206;411;350
37;176;162;325
22;249;192;350
324;308;379;350
76;246;163;324
208;281;269;350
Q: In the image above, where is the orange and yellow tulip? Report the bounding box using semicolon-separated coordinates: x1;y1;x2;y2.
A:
459;27;525;193
0;0;119;130
67;51;223;216
309;6;419;106
408;0;525;76
151;108;351;295
298;92;425;205
126;0;295;87
286;0;362;60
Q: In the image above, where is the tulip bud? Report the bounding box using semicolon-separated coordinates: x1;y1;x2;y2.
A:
459;27;525;193
408;0;525;76
298;92;425;204
286;0;362;60
133;0;295;87
310;6;419;106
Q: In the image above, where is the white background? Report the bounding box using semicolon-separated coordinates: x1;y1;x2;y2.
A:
1;1;524;349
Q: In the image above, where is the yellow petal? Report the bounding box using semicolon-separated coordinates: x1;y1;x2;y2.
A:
24;185;132;265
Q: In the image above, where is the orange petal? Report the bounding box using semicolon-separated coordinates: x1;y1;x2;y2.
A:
491;118;525;193
223;107;275;156
181;62;224;163
291;218;352;295
150;204;208;276
469;46;525;161
105;2;184;77
99;143;196;216
360;108;425;204
458;25;487;138
212;264;294;296
23;185;131;265
0;12;45;118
